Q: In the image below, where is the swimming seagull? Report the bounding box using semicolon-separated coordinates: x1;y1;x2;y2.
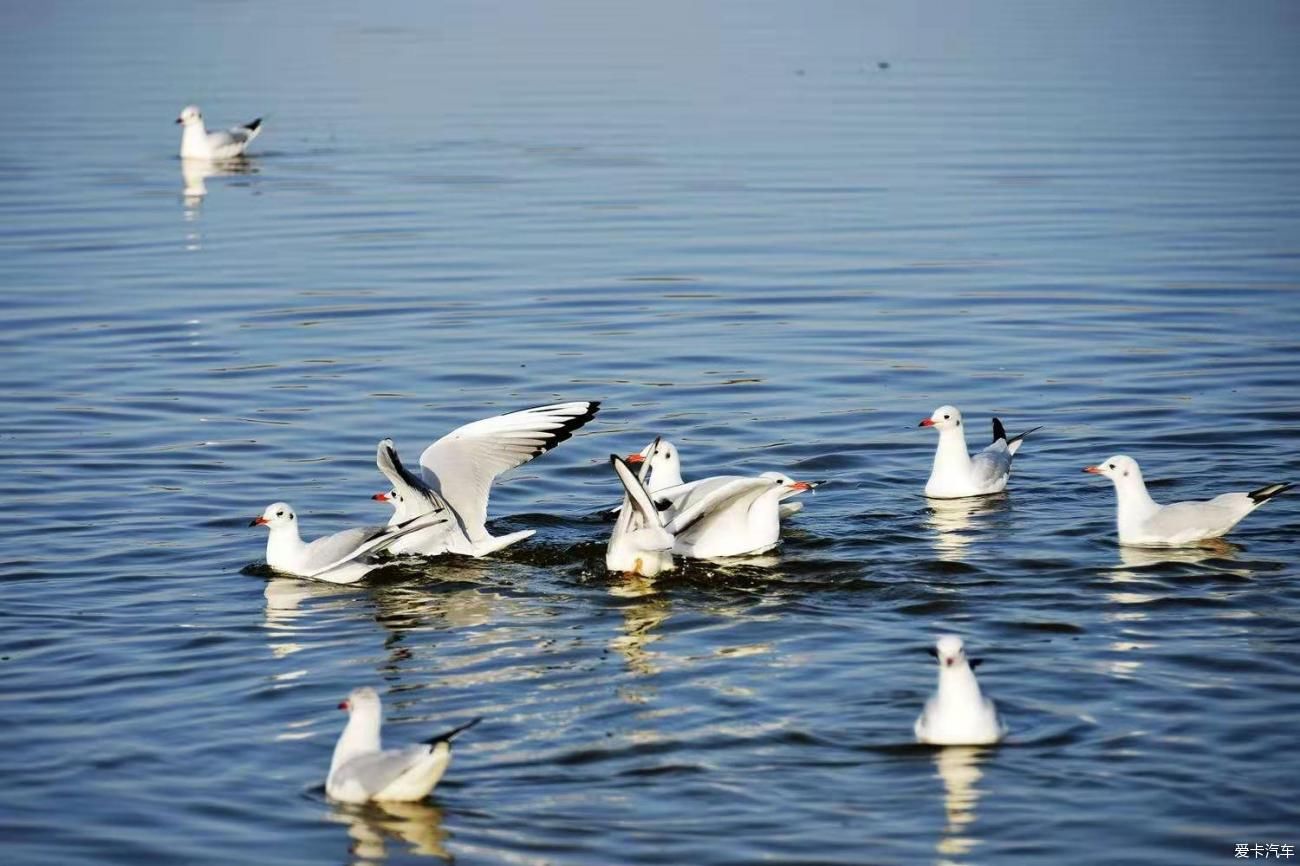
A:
177;105;262;160
625;437;816;518
327;687;481;804
1084;455;1291;546
372;401;601;557
249;502;447;584
920;406;1040;498
914;635;1006;746
607;450;676;577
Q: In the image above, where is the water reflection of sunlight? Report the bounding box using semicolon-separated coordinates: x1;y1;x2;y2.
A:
926;497;1004;562
932;745;990;865
328;799;451;863
263;578;355;658
1116;539;1240;570
608;574;671;678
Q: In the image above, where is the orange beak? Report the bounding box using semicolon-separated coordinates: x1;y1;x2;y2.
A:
249;516;268;526
918;418;935;427
791;481;813;492
372;492;390;501
625;453;645;464
1083;466;1103;474
338;700;349;711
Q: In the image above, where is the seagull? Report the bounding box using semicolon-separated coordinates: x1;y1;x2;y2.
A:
372;402;600;557
920;406;1039;498
915;635;1005;746
607;451;676;577
661;471;813;558
626;437;815;518
250;502;446;584
177;105;262;160
327;687;481;804
1084;455;1291;546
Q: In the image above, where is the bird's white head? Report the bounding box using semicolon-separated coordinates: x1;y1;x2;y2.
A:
250;502;296;529
759;471;815;492
338;686;381;715
931;634;968;669
176;105;203;126
920;405;963;433
371;488;400;509
1083;455;1143;485
627;438;681;486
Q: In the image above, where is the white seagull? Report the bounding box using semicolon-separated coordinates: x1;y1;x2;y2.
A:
607;451;676;577
920;406;1039;499
915;635;1005;746
1084;455;1291;546
250;502;447;584
626;437;813;518
327;687;481;804
177;104;262;160
372;401;600;557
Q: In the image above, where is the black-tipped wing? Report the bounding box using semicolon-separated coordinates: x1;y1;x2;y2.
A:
612;453;663;533
1248;482;1293;504
377;438;450;516
420;401;600;541
302;513;449;578
423;716;483;745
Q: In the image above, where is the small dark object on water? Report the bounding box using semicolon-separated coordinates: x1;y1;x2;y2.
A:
878;60;890;70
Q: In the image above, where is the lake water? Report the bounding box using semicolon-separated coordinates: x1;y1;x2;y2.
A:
2;1;1299;864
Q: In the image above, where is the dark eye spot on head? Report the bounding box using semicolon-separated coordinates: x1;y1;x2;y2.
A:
276;510;284;517
1122;471;1128;477
955;419;960;426
1108;463;1115;470
943;414;950;420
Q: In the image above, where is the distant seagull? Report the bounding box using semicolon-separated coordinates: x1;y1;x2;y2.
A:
626;437;812;518
920;406;1039;498
327;687;481;804
1084;455;1291;546
249;502;445;583
915;635;1006;746
176;105;262;160
372;402;601;557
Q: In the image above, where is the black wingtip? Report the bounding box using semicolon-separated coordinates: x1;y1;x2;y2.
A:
523;401;602;460
244;117;263;131
969;658;984;670
926;646;938;658
992;418;1008;443
1248;482;1293;504
424;716;483;746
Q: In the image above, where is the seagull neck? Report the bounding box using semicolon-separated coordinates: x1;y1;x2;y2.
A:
932;426;973;474
180;122;209;157
330;705;382;777
937;665;983;704
265;524;306;567
647;464;683;493
1114;474;1160;527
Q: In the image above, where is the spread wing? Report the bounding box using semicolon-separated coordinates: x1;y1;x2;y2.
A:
419;401;599;541
377;438;451;517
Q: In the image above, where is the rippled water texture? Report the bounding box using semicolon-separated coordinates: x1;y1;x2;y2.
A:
2;1;1299;864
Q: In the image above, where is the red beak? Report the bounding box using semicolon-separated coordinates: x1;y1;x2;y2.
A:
249;516;268;526
791;481;813;492
945;657;954;667
338;700;349;711
371;492;390;501
918;418;935;427
626;454;645;464
1083;466;1102;474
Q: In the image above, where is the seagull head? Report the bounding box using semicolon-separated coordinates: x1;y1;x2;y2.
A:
371;488;400;508
628;438;678;468
929;634;969;669
250;502;295;529
338;685;381;713
176;105;202;126
759;472;817;493
1083;455;1141;485
920;405;962;432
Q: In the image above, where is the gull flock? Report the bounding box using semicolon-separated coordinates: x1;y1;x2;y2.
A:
197;107;1293;798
